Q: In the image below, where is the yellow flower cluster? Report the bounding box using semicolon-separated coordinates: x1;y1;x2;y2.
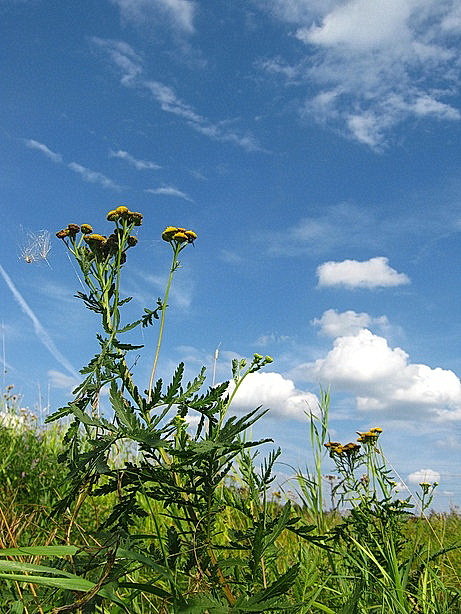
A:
356;427;382;443
106;206;143;226
162;226;197;244
324;441;361;457
56;223;93;239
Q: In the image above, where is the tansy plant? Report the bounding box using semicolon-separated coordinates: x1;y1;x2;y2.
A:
39;208;314;612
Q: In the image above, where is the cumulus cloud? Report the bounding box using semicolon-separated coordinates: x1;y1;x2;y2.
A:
408;468;441;484
317;257;410;289
228;371;318;421
295;328;461;420
92;38;260;151
145;185;193;201
110;0;197;34
25;139;63;163
68;162;122;190
109;149;161;170
312;309;390;337
260;0;461;147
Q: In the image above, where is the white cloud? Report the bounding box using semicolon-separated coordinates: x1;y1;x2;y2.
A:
298;0;413;50
109;149;161;170
110;0;197;34
254;332;291;346
92;37;143;85
48;369;79;391
408;468;440;484
25;139;62;163
0;264;78;379
296;328;461;420
68;162;122;190
317;257;410;289
228;371;318;421
312;309;389;337
145;185;193;201
262;203;379;256
260;0;461;147
93;38;261;151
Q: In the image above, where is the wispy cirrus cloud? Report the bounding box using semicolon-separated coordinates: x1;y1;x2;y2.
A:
24;139;63;163
0;264;78;379
92;37;261;151
68;162;122;190
110;0;197;34
261;203;379;256
109;148;161;170
145;185;193;201
259;0;461;148
23;138;122;191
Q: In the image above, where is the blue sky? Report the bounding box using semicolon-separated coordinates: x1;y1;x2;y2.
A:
1;0;461;510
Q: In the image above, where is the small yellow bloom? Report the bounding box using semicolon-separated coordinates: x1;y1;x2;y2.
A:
67;224;80;236
184;230;197;243
115;206;129;216
172;231;188;243
80;224;93;234
128;211;143;226
107;210;119;221
127;236;138;247
162;226;179;241
84;233;107;246
56;229;69;239
370;427;382;433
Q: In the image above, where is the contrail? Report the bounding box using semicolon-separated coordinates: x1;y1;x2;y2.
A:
0;264;79;379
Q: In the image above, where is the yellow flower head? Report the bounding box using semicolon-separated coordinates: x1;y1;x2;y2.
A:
127;235;138;247
128;211;143;226
162;226;179;242
80;224;93;234
115;206;129;216
162;226;197;245
370;427;383;433
173;231;188;243
107;209;119;221
56;229;70;239
185;230;197;243
324;441;341;449
84;233;107;248
67;224;80;237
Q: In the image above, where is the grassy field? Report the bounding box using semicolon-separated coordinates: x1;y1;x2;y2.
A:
0;385;460;613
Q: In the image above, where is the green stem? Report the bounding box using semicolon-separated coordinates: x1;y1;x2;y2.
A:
148;244;181;402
